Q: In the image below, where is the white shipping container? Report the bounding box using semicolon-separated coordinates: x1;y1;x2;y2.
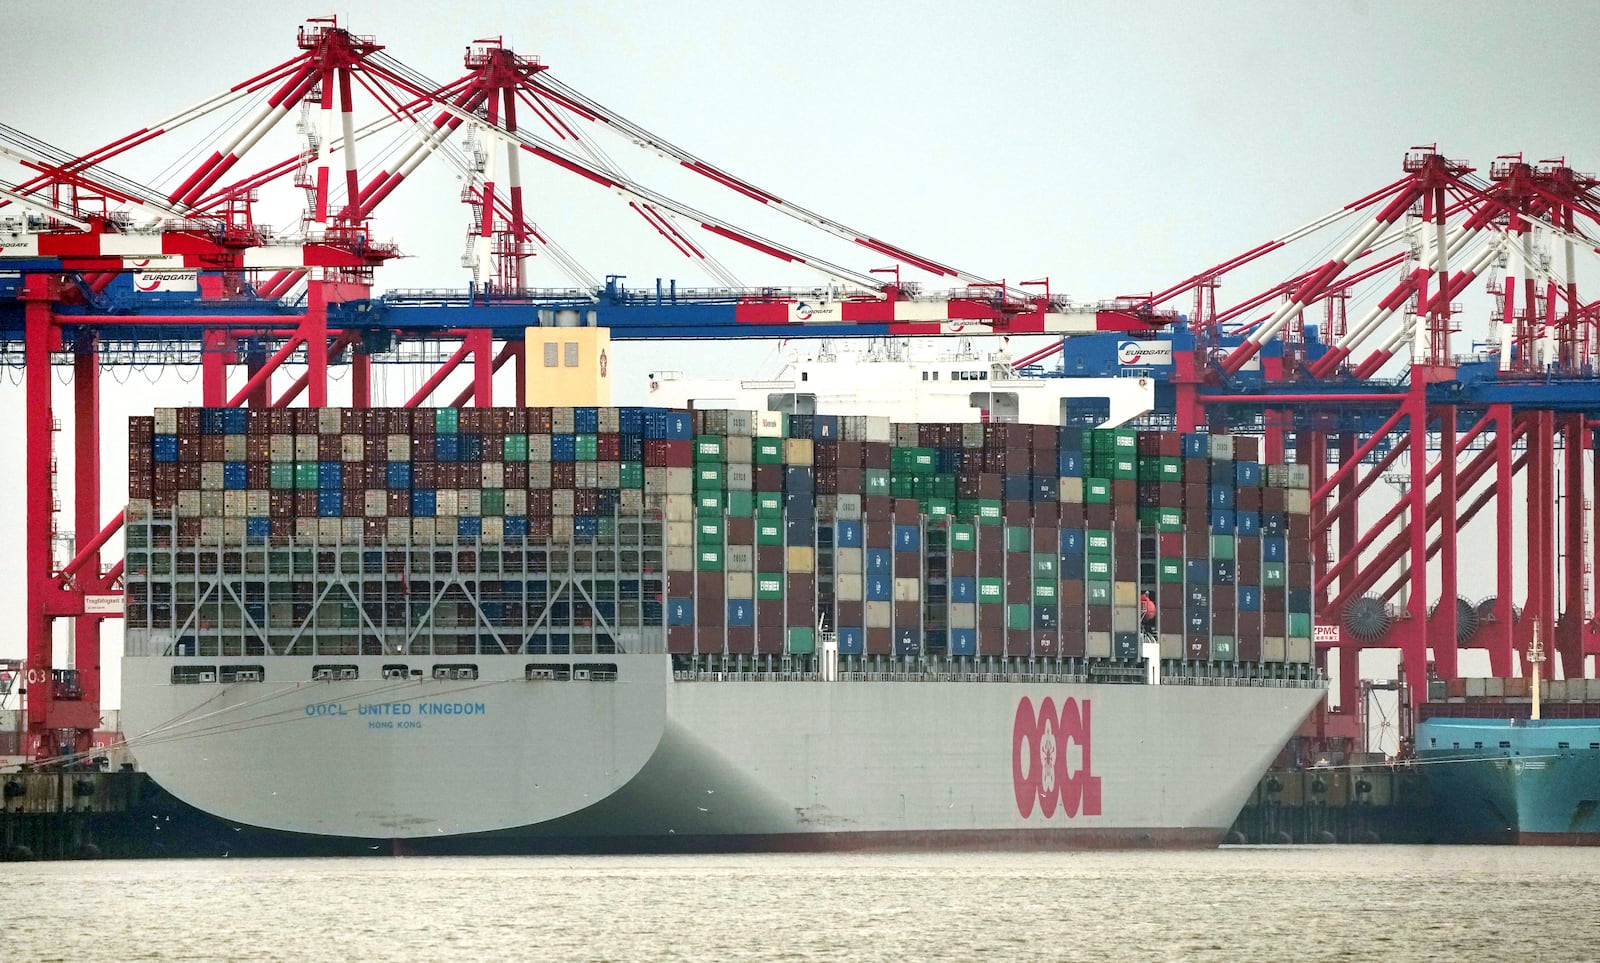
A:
270;435;295;462
459;490;481;518
223;435;247;462
619;489;644;515
1208;435;1235;460
835;547;862;575
224;490;247;518
726;572;754;597
866;601;892;628
724;464;754;491
435;490;459;516
551;408;575;433
1287;636;1313;663
598;407;620;433
223;518;246;543
784;439;814;466
756;412;785;437
723;435;753;463
387;518;411;541
727;410;757;436
551;490;574;515
1285;490;1311;515
296;517;319;540
318;409;342;434
295;435;318;461
387;435;411;460
1263;636;1287;662
154;408;177;433
199;492;224;517
1058;477;1084;503
126;499;153;520
836;494;862;519
836;573;864;600
665;468;693;495
663;496;695;523
787;547;815;573
177;491;200;518
726;546;754;572
246;491;270;515
893;577;921;603
1160;634;1183;660
1086;632;1113;659
318;518;342;541
529;464;552;489
550;516;575;542
529;434;552;461
342;435;364;462
365;490;387;517
341;518;364;541
481;517;504;544
950;603;976;630
864;416;893;443
666;546;695;571
505;490;527;516
200;463;224;490
481;462;504;489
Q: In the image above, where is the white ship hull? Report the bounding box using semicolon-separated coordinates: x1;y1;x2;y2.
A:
121;655;1321;848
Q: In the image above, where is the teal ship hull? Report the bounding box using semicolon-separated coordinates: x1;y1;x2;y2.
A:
1416;717;1600;845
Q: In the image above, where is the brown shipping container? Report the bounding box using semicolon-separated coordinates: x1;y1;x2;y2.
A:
866;626;893;655
725;626;755;655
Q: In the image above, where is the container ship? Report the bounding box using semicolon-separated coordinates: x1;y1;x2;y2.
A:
1417;674;1600;845
118;346;1324;852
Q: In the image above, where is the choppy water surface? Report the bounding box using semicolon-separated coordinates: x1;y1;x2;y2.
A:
9;847;1600;962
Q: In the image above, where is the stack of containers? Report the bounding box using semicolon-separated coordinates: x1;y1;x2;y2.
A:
127;406;1316;667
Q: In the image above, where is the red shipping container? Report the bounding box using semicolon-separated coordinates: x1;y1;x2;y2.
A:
1238;487;1262;512
836;600;863;626
866;626;893;655
667;625;694;654
950;552;977;577
756;545;785;571
526;517;552;540
836;441;862;468
725;626;755;655
861;443;891;470
550;463;575;489
863;496;894;520
894;553;920;578
295;491;318;517
1236;437;1260;461
893;498;920;522
756;600;785;651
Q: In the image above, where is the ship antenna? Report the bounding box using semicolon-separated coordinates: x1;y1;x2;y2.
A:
1528;618;1544;721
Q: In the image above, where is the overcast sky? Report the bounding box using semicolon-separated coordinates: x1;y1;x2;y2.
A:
2;1;1597;711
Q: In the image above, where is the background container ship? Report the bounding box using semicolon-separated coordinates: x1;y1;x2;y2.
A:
117;350;1324;852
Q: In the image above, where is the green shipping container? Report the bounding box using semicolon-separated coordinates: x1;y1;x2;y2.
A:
757;521;783;545
1007;603;1032;630
925;498;953;519
755;439;783;465
575;434;598;461
950;524;976;550
1005;526;1031;553
978;578;1003;604
697;491;724;513
1086;557;1112;579
434;408;459;433
1159;559;1183;583
1086;581;1112;605
1212;535;1235;560
1263;562;1287;587
503;434;528;461
1158;507;1183;533
757;574;784;599
864;470;891;494
1211;636;1237;661
787;626;816;655
726;490;755;517
1085;478;1112;504
694;436;725;462
1033;554;1058;579
891;475;915;499
480;489;505;516
1085;530;1112;554
1159;458;1183;482
295;463;319;490
1111;456;1137;479
697;516;724;544
697;548;724;572
620;462;644;489
975;500;1003;526
1288;613;1313;636
269;463;295;489
1033;582;1057;602
696;465;724;488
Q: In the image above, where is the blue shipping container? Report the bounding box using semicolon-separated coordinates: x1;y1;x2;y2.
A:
1236;511;1260;536
1210;510;1236;534
387;462;412;490
1033;476;1057;502
894;525;920;552
668;598;693;626
410;490;436;517
1183;433;1210;458
1057;450;1083;477
866;577;892;601
574;407;599;433
223;409;248;434
951;577;976;603
153;436;178;463
728;599;754;626
1002;474;1032;501
894;627;921;656
837;627;864;656
1060;529;1085;555
318;491;343;517
1236;461;1263;486
222;463;247;490
458;517;483;539
245;517;271;542
503;516;528;538
950;628;977;657
812;414;839;440
1209;485;1235;510
1239;586;1261;611
318;462;342;490
434;435;460;461
866;549;891;574
550;434;576;461
1263;535;1287;562
836;520;863;548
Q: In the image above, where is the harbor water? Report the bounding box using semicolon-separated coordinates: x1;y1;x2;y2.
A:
8;847;1600;961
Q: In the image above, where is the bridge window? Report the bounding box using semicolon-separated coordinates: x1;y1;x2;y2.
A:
766;393;816;415
564;342;579;367
219;665;264;683
171;666;217;684
544;343;559;367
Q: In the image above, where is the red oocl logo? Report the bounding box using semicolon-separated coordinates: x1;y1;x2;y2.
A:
1012;695;1102;819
